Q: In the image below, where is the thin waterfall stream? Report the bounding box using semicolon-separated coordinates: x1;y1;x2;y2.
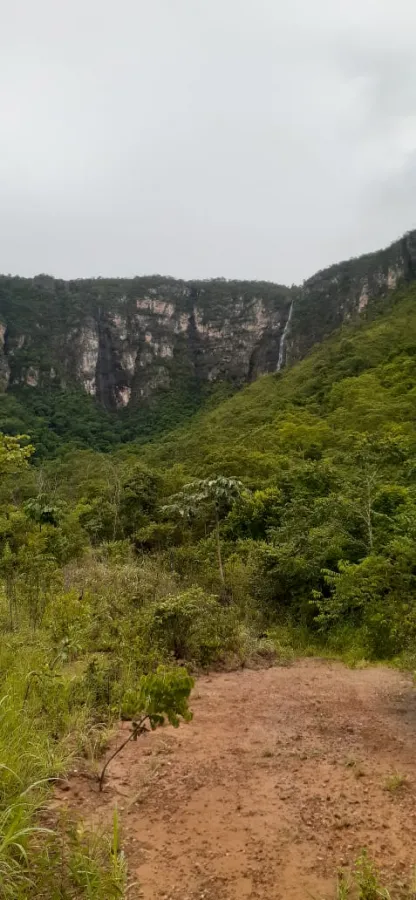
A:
276;299;294;371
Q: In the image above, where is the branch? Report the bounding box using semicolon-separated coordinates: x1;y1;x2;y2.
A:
98;716;149;792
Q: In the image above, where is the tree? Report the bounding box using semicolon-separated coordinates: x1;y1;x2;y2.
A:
163;477;244;585
334;433;408;555
0;434;33;477
119;462;160;537
24;496;62;530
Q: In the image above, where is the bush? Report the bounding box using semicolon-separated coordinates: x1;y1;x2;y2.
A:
145;587;240;666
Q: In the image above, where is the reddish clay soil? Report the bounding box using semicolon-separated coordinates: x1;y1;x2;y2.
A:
55;661;416;899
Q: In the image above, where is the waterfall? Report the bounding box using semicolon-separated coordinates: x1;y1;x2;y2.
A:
276;300;294;372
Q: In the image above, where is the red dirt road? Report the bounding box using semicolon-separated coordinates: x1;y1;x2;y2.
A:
57;661;416;899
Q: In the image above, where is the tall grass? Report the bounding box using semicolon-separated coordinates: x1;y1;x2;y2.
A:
0;621;126;899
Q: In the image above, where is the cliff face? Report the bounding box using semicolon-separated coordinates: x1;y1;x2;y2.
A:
1;229;416;412
0;277;293;409
287;229;416;364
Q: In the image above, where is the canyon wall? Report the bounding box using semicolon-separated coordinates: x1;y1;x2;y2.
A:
1;229;415;412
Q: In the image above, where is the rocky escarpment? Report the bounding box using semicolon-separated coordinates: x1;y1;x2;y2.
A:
0;277;293;410
287;229;416;363
0;229;416;413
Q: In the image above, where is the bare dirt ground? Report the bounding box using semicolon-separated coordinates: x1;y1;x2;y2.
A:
56;660;416;899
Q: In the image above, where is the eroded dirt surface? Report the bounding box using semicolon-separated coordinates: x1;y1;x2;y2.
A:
56;661;416;899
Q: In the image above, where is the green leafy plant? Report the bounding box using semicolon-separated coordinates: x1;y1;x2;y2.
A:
0;434;33;476
354;850;391;899
163;476;244;586
98;667;193;791
146;587;239;665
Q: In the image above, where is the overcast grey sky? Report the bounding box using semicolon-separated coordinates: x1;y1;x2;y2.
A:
1;0;416;283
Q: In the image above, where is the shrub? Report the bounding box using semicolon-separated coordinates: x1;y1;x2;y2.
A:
146;587;240;666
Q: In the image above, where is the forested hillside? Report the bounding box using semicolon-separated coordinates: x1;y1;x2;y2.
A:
44;281;416;660
1;228;416;455
1;280;416;896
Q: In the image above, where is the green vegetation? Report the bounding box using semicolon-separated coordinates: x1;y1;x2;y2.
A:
2;282;416;894
335;850;394;898
132;284;416;662
0;379;232;458
0;273;292;456
98;667;193;790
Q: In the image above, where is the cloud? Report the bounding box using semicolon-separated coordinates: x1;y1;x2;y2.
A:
1;0;416;282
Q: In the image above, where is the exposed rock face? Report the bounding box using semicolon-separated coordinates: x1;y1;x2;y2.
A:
77;321;99;396
0;229;415;411
0;322;10;391
287;229;416;363
0;277;293;409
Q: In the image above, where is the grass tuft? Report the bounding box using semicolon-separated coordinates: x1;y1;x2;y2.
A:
383;772;408;793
